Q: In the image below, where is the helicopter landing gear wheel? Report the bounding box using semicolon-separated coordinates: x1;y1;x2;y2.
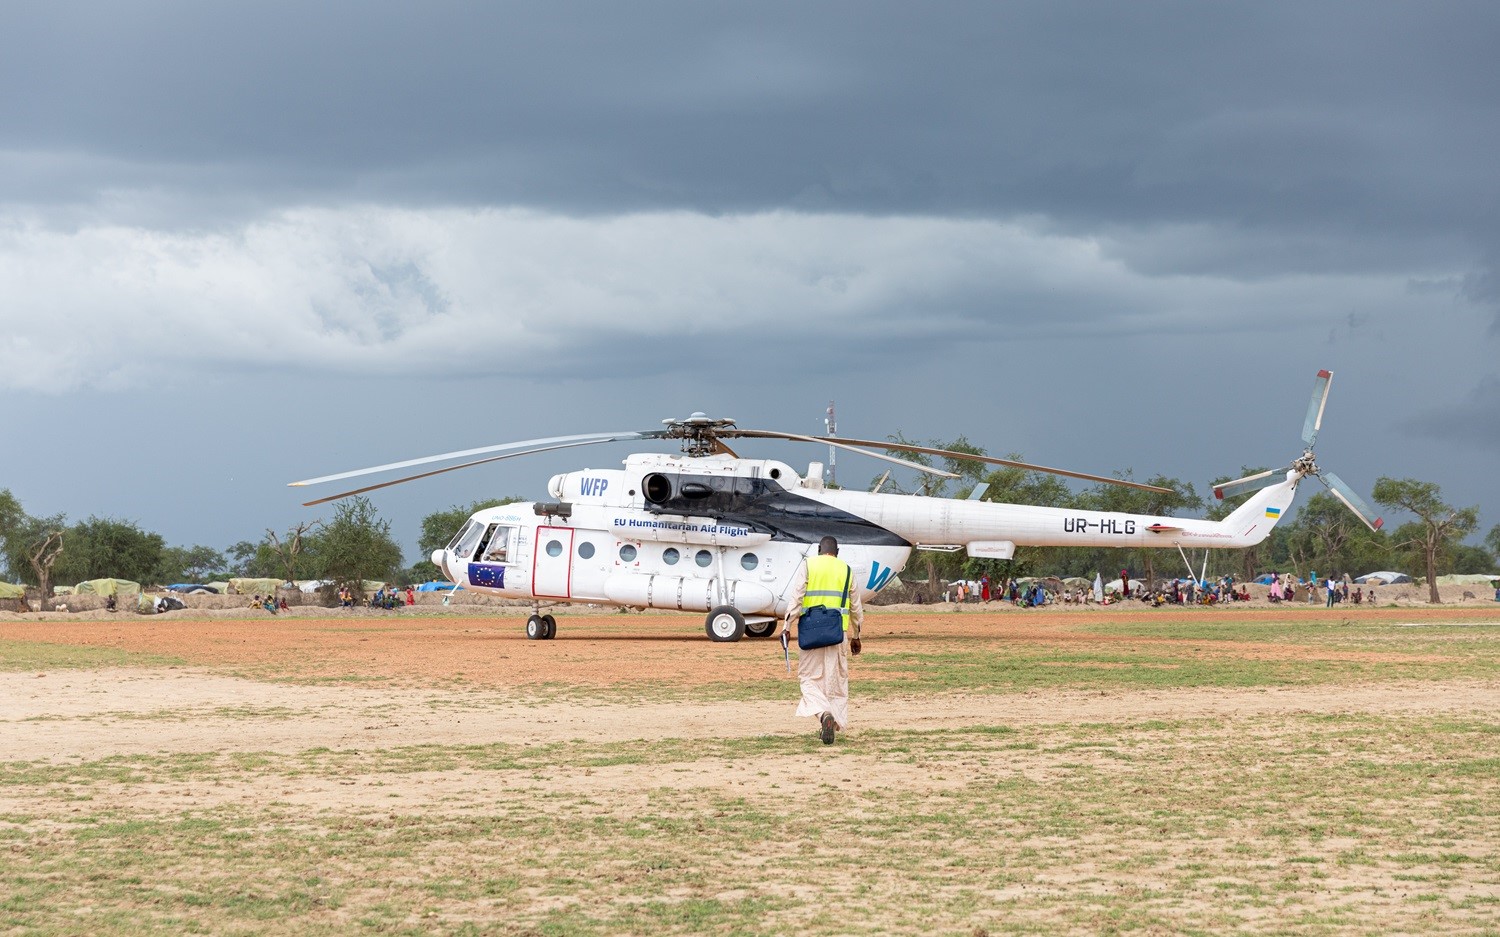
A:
705;605;746;642
525;614;545;640
541;614;557;640
743;618;776;639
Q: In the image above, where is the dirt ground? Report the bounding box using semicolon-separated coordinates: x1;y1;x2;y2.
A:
1;604;1496;687
4;606;1498;934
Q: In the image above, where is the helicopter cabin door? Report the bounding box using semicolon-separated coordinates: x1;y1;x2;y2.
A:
532;526;573;599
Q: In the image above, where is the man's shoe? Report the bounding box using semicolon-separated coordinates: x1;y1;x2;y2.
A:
819;712;836;745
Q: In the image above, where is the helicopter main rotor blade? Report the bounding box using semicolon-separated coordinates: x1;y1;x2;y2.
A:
289;431;655;488
782;434;1174;493
1212;468;1285;501
1320;471;1384;532
297;438;631;507
1302;369;1333;447
729;430;959;478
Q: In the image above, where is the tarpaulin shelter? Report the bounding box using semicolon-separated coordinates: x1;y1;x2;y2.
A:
75;579;142;596
1104;579;1145;594
1354;571;1411;584
0;582;26;599
168;583;219;594
1435;574;1500;585
229;578;284;595
416;581;461;592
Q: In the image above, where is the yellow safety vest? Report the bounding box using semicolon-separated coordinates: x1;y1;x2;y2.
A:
802;554;852;631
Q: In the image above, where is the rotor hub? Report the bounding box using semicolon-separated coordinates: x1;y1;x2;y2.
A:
661;414;737;457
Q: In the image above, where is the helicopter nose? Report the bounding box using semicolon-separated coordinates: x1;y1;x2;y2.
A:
431;549;450;580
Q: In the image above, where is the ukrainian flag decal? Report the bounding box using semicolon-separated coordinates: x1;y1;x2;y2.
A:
1265;506;1281;519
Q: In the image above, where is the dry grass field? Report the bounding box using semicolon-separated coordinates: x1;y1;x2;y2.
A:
2;605;1498;935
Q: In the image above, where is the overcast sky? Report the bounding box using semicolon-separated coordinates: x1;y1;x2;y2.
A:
2;1;1496;567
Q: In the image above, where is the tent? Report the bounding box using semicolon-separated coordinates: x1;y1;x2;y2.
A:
295;580;332;593
168;583;219;594
416;581;462;592
206;581;230;594
0;582;26;599
1253;574;1278;585
1104;578;1146;594
229;578;284;595
75;579;142;596
1061;577;1092;589
1435;574;1500;585
1354;571;1411;585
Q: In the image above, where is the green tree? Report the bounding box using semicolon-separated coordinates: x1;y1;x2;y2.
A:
265;520;324;584
52;516;167;585
317;497;403;595
0;488;26;581
156;545;230;583
1487;524;1500;560
226;539;282;578
411;497;524;581
2;511;68;601
1372;477;1479;603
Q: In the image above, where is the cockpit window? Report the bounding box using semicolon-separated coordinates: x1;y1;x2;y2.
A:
469;523;514;563
450;521;484;558
482;526;513;563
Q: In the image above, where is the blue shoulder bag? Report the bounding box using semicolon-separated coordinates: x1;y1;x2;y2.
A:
797;567;851;651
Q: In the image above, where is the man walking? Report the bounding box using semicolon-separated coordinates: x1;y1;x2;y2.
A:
785;535;865;745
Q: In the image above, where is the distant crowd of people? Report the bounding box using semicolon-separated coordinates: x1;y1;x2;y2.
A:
1266;571;1372;606
249;584;421;613
933;569;1390;609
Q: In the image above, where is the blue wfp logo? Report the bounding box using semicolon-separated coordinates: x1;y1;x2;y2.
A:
867;561;895;592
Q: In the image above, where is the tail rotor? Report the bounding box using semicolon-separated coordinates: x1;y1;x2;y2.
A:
1211;370;1383;532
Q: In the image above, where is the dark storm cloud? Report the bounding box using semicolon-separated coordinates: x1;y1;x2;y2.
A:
4;3;1497;246
1;1;1496;554
1407;377;1500;452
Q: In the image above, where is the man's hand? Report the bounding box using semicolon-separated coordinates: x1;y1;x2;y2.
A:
850;637;862;656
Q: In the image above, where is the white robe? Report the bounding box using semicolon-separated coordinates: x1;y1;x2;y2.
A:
786;556;865;731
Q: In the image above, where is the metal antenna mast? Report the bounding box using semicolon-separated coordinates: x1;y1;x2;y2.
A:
824;400;836;486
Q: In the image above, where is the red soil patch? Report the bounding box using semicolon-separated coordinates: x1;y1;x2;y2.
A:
3;605;1494;688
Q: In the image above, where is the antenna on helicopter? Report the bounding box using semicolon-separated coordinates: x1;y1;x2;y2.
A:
824;401;836;487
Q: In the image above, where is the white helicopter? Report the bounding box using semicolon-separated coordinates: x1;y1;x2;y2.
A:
291;370;1380;641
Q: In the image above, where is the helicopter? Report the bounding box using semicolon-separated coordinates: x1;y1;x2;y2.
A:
290;370;1380;642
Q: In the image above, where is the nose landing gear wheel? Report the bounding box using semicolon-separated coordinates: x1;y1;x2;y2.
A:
705;605;746;642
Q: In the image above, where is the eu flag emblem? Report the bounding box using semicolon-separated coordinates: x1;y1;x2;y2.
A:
468;563;506;588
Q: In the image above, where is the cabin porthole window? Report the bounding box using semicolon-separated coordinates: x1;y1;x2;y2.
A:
695;550;712;568
740;553;759;571
545;540;563;557
619;544;637;562
578;542;595;559
663;548;680;565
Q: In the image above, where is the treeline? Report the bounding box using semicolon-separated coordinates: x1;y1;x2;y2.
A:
876;436;1498;602
0;489;519;598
